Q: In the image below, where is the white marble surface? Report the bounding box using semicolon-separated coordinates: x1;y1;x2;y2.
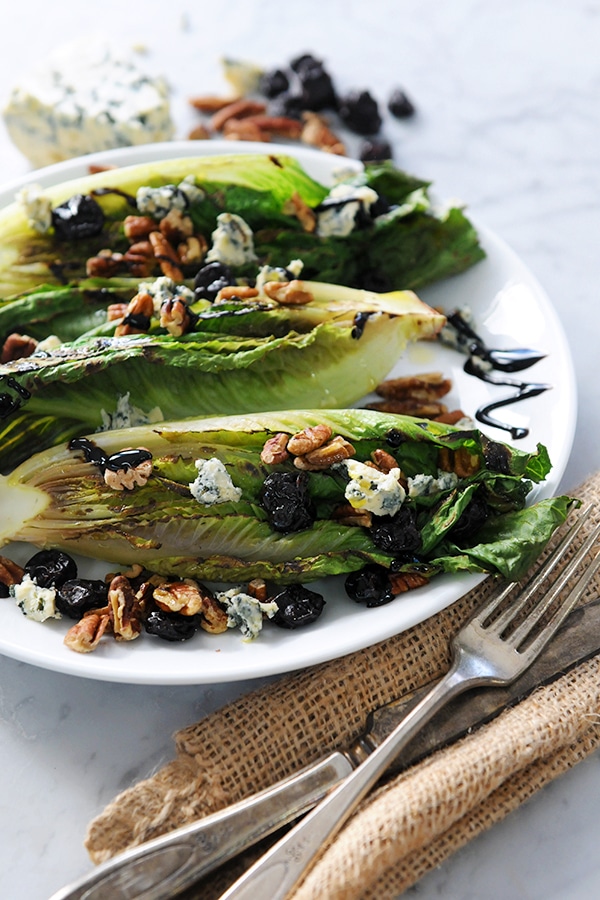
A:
1;1;599;897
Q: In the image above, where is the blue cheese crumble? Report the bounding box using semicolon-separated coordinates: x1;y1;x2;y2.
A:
15;184;53;234
11;575;61;623
189;457;242;506
206;213;257;267
316;183;379;238
407;470;459;498
216;587;278;641
136;175;205;219
99;392;163;431
255;259;304;294
137;276;195;313
338;459;405;516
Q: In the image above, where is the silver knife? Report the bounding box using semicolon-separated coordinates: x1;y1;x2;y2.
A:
50;595;600;900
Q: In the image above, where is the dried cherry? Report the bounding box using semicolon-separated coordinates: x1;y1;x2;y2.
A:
24;549;77;589
388;88;416;119
338;90;382;135
55;579;109;619
369;506;422;559
345;564;394;607
51;194;105;240
260;471;316;533
271;583;325;628
144;607;201;641
193;261;236;302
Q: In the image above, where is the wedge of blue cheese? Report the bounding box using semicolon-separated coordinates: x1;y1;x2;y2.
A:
3;37;174;168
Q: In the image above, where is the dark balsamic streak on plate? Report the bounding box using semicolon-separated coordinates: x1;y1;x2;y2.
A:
446;310;551;440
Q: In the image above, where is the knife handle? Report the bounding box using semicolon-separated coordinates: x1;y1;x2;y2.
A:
49;752;352;900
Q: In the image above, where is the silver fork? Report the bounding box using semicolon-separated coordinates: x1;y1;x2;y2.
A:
220;507;600;900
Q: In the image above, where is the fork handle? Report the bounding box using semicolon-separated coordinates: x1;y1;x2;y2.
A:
219;662;473;900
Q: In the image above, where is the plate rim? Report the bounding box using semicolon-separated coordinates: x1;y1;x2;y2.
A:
0;140;577;684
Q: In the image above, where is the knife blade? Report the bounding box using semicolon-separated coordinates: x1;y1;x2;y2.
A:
51;596;600;900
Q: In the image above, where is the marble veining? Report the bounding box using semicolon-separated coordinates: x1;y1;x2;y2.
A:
1;2;600;898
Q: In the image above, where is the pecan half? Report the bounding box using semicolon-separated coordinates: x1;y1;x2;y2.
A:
0;556;25;589
178;235;207;266
188;123;211;141
86;248;124;277
263;279;314;306
148;231;184;281
64;611;110;653
438;447;481;478
370;448;401;474
331;504;373;528
199;591;229;634
282;191;317;233
215;285;259;301
153;579;205;616
1;333;38;363
294;435;355;470
223;118;270;142
376;372;452;401
434;409;470;425
240;114;303;140
108;575;143;641
159;208;194;243
260;432;290;465
366;399;448;418
389;572;430;594
103;455;153;491
106;302;129;322
115;291;155;336
123;215;156;240
122;241;156;277
210;98;267;131
300;112;346;155
189;95;241;113
159;297;195;337
287;424;333;456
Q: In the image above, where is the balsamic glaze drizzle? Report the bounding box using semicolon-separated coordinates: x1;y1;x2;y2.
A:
445;310;550;440
68;437;152;473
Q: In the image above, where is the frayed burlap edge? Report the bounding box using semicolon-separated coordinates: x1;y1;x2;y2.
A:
361;723;600;899
288;656;600;900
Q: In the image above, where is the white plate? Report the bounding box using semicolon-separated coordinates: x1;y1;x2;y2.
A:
0;141;577;684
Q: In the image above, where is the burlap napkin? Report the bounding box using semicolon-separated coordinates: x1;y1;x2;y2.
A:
85;471;600;899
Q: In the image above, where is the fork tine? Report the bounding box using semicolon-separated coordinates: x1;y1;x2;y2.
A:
481;505;595;634
508;517;600;646
518;548;600;661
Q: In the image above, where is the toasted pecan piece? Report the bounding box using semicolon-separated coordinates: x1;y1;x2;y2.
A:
375;372;452;401
294;435;355;470
389;572;430;594
260;432;290;465
210;98;267;131
64;611;110;653
1;333;38;363
282;191;317;233
223;118;270;142
148;231;184;281
263;279;314;306
189;95;240;113
287;424;333;456
366;399;448;418
300;112;346;155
